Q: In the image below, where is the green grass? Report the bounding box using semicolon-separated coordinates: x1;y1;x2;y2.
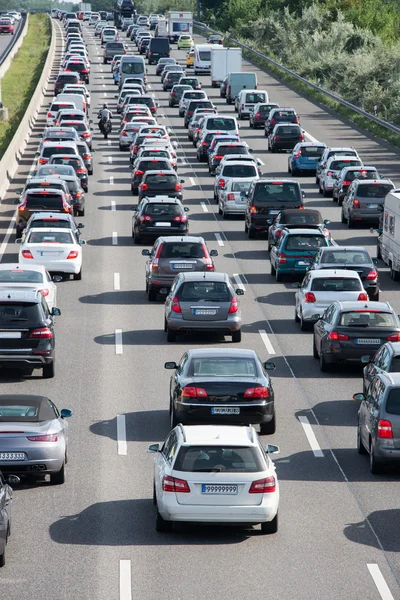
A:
0;14;51;158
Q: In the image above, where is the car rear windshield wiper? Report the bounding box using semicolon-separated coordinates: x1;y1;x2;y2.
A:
347;323;369;327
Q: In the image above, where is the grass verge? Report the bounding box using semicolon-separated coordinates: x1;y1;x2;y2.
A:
0;14;51;159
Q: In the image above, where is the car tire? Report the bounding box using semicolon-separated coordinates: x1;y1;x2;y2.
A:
294;306;300;323
153;482;157;506
260;413;276;435
369;292;379;301
74;270;82;281
156;510;173;533
370;441;383;474
248;226;255;239
148;288;157;301
357;424;367;455
319;350;330;372
50;459;66;485
390;264;399;281
167;328;176;342
300;312;309;331
232;329;241;343
377;245;382;260
347;214;354;228
133;234;141;245
270;261;276;276
341;209;346;224
313;336;319;359
0;547;5;568
43;361;55;379
261;512;278;534
275;269;283;282
323;188;331;198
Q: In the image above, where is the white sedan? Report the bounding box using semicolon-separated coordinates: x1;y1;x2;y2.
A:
18;228;85;280
0;263;58;309
294;268;368;330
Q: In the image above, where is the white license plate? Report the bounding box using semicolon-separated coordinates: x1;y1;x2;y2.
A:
0;332;21;339
154;222;171;227
297;260;310;266
0;452;25;461
211;407;240;415
368;204;379;209
202;484;238;494
269;210;279;215
356;338;381;344
194;309;216;315
173;264;192;269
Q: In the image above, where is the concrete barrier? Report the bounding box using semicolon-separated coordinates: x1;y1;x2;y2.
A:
0;15;56;201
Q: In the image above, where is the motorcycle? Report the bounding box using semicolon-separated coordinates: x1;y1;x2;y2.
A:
99;117;112;139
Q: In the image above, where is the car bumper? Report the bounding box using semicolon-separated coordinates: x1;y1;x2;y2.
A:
175;401;274;425
221;203;246;215
272;141;297;150
374;444;400;462
167;315;241;334
19;257;82;274
138;191;183;201
0;447;64;475
323;345;383;363
138;225;189;237
0;352;54;367
349;211;381;223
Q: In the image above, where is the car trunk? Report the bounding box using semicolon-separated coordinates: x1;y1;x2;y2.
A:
335;325;394;352
312;291;362;313
182;378;263;402
179;300;230;322
174;470;263;506
159;259;205;276
0;422;52;452
28;243;74;261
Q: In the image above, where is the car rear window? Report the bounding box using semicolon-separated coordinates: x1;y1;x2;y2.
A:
26;194;64;208
59;114;85;122
223;165;257;178
139;160;170;171
273;110;296;120
121;61;144;75
284;213;320;225
37;165;75;177
320;250;371;264
183;91;204;100
285;235;327;251
232;181;252;193
168;72;183;81
28;231;73;244
189;357;257;377
339;311;397;327
345;169;377;182
330;159;362;170
276;125;301;134
141;150;169;158
218;145;247;155
178;281;230;302
65;122;87;133
206;117;236;130
253;182;301;202
244;92;266;103
145;173;176;184
301;146;325;157
31;218;72;228
0;302;42;324
51;157;81;168
108;42;124;49
51;103;75;112
0;270;44;283
0;395;56;423
311;277;362;292
133;97;155;108
173;445;264;473
42;146;76;158
144;203;181;216
357;183;393;197
199;51;211;61
160;242;205;259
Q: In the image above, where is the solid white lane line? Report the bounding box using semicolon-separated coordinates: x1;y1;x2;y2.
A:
233;273;246;291
367;565;394;600
200;202;208;212
259;329;276;355
114;272;120;290
110;176;114;185
119;559;132;600
147;84;152;90
304;130;319;143
116;415;127;455
112;231;118;245
111;200;116;211
0;216;16;263
189;176;196;186
108;156;113;164
115;329;123;355
215;233;224;247
102;83;106;87
298;416;324;457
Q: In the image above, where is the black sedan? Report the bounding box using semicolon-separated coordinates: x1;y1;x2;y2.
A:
268;124;305;153
267;208;331;252
165;348;276;433
313;301;400;372
138;170;184;202
132;197;189;244
131;158;172;195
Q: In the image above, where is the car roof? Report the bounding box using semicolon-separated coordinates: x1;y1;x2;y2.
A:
319;246;369;254
30;212;73;220
25;177;68;186
41;140;78;147
180;272;229;282
187;348;257;358
157;235;205;244
0;263;46;272
284;228;325;235
144;196;180;203
180;425;257;446
26;227;73;234
0;289;41;302
280;208;321;217
309;269;361;279
335;301;393;312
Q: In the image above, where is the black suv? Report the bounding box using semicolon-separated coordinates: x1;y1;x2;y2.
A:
244;179;305;239
131;158;172;194
0;289;60;379
132;197;189;244
138;170;184;201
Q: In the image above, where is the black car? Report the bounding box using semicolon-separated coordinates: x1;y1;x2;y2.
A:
132;197;189;244
0;289;61;378
244;179;305;239
267;208;331;252
54;72;80;95
165;348;276;433
75;140;93;175
265;107;299;136
313;301;400;372
148;37;170;64
131;158;172;194
184;100;214;127
308;246;380;301
169;84;191;107
138;170;184;201
268;124;304;152
362;341;400;395
163;70;185;91
249;103;279;128
156;57;176;76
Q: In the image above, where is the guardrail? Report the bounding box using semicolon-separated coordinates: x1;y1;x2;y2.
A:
0;13;28;73
194;20;400;138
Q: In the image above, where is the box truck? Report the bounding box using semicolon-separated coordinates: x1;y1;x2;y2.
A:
155;17;167;37
210;47;242;87
377;189;400;280
168;11;193;43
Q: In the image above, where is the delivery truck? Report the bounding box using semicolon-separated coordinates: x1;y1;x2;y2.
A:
210;47;242;87
377;189;400;280
168;11;193;43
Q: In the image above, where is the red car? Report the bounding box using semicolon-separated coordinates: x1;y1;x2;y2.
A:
0;18;14;34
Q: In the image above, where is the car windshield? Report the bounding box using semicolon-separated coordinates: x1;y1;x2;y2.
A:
199;51;211;61
206;118;236;130
189;357;257;377
232;181;252;192
320;250;370;265
173;446;264;473
0;396;56;422
122;61;144;74
0;270;44;283
311;277;362;292
223;165;257;178
27;231;73;244
0;303;39;324
160;243;205;259
253;182;301;202
301;146;325;157
144;203;180;216
285;235;326;250
357;184;393;197
179;281;230;302
339;311;397;327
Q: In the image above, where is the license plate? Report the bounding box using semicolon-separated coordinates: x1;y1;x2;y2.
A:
211;407;240;415
269;210;279;215
194;309;216;315
356;338;381;344
297;260;310;266
154;222;171;227
0;332;21;339
368;204;379;209
0;452;25;461
202;484;238;494
173;263;192;269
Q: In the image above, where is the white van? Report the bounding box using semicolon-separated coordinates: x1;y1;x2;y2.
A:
194;44;215;75
118;55;146;87
55;93;86;114
235;89;269;119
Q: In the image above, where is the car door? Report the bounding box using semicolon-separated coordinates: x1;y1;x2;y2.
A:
359;377;377;448
0;473;10;553
369;379;386;443
364;346;387;391
155;430;179;502
296;273;310;314
171;353;188;407
343;183;355;217
314;303;335;353
45;268;57;308
270;232;285;270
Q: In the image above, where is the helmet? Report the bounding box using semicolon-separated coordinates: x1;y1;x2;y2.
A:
103;103;108;108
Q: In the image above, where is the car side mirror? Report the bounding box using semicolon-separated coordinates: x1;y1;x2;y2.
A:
263;361;275;371
236;288;244;296
147;443;160;453
79;240;86;245
292;282;301;288
372;257;378;266
15;188;23;194
361;355;371;364
13;198;20;205
210;249;218;257
180;179;185;183
141;248;150;256
51;307;61;316
60;408;73;418
266;444;280;454
15;238;22;244
89;119;93;123
324;219;330;225
7;475;20;485
302;191;306;197
184;207;189;212
164;361;177;369
53;275;62;283
353;393;365;402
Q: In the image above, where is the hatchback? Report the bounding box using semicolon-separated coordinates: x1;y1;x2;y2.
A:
138;170;183;201
341;180;394;228
267;208;331;252
288;142;326;175
132;197;189;244
64;59;89;84
48;154;88;191
141;236;218;300
163;70;187;91
268;124;304;152
270;228;331;281
235;90;269;119
218;179;252;218
319;156;363;197
333;166;380;205
178;90;207;117
54;72;80;95
156;57;176;76
178;76;201;90
208;142;249;173
15;189;72;236
131;158;173;194
249;103;278;128
315;147;360;185
362;341;400;396
265;108;299;136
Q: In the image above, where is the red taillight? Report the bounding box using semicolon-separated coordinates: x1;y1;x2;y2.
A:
293;150;301;158
38;288;49;297
47;112;53;117
353;199;360;209
342;180;351;186
357;292;368;301
327;170;334;177
244;387;269;398
76;168;85;174
21;250;33;259
182;386;207;397
214;155;223;160
218;179;226;189
299;134;305;141
82;131;90;138
162;475;190;493
255;112;260;118
171;92;175;97
388;333;400;342
277;253;287;264
201;141;207;146
274;135;279;141
250;205;257;215
275;229;282;238
135;170;144;176
29;327;53;339
377;419;393;439
138;215;152;222
226;193;235;202
140;183;148;191
171;296;181;313
67;250;79;259
173;215;188;222
305;292;316;303
26;434;58;442
249;476;276;493
328;331;349;341
174;183;182;191
229;297;239;313
366;270;378;281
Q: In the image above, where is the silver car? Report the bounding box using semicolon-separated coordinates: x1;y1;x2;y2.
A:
119;122;142;150
0;394;72;485
164;272;244;342
218;178;252;218
0;470;19;567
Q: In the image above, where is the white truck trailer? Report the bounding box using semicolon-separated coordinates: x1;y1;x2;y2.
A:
210;47;242;87
378;189;400;280
167;11;193;43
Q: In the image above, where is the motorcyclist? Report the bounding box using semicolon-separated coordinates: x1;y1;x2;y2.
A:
98;103;112;131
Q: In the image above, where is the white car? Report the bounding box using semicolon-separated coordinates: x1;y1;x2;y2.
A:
294;268;368;330
63;84;91;108
148;425;280;534
235;89;269;119
214;160;260;203
137;146;177;170
0;264;58;310
46;99;76;127
178;90;208;117
18;228;84;280
319;155;363;197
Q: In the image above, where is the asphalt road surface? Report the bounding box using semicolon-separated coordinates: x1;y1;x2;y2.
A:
0;19;400;600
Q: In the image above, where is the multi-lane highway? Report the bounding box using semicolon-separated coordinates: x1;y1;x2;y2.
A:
1;18;400;600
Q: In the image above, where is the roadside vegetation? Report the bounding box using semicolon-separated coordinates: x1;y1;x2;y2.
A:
0;13;50;159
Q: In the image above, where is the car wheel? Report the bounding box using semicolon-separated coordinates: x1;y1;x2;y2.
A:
313;336;319;359
370;441;383;474
261;512;278;534
369;292;379;301
323;188;331;198
50;459;66;485
294;306;300;323
341;209;346;224
156;510;173;533
164;318;168;333
357;423;367;455
148;288;157;301
347;214;354;228
248;226;255;239
300;312;309;331
167;328;176;342
43;361;55;379
153;482;157;505
260;413;276;435
0;547;5;568
275;269;283;282
232;329;241;343
170;403;178;427
74;270;82;281
319;350;330;372
133;232;142;244
270;261;276;276
292;168;298;176
377;245;382;260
